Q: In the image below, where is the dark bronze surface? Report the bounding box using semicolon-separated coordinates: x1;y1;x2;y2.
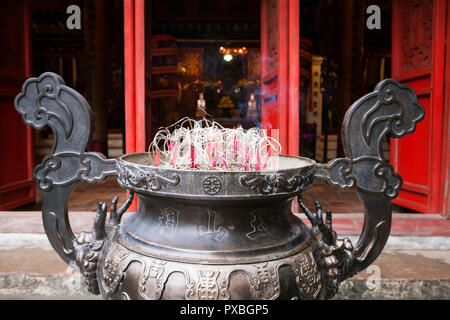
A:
14;73;424;299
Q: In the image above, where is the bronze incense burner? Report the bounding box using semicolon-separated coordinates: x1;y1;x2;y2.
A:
14;72;424;300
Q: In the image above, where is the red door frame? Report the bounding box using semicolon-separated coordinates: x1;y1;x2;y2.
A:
125;0;300;158
260;0;300;156
0;1;34;210
391;0;447;214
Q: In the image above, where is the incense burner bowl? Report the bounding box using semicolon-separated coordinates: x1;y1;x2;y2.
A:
14;72;424;300
107;153;320;300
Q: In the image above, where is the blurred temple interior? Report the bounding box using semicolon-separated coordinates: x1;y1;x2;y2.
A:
1;0;449;216
28;0;392;163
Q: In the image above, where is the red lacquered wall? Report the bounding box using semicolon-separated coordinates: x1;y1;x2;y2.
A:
391;0;447;214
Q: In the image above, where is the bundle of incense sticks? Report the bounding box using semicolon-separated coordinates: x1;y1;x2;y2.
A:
148;117;281;171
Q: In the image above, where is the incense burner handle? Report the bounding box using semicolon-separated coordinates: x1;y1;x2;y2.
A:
14;72;122;293
312;79;424;289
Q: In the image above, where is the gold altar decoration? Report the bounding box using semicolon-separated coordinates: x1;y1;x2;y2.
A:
218;96;235;109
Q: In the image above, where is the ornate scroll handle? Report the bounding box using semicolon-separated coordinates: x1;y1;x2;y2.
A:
314;79;424;277
14;72;120;270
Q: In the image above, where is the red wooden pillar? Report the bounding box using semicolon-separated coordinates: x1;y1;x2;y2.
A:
124;0;146;211
260;0;300;156
288;0;300;156
124;0;146;155
391;0;447;214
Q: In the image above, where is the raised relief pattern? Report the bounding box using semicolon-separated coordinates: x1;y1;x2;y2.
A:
100;242;322;300
291;252;321;299
202;176;222;195
240;167;314;195
117;161;180;192
401;0;433;73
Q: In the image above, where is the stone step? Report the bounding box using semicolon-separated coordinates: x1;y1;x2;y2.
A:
107;148;123;158
108;133;123;139
107;133;123;158
107;138;123;148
